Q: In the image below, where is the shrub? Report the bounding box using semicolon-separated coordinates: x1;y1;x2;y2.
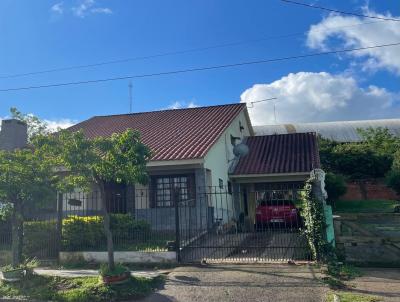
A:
62;214;151;251
62;216;104;251
325;173;347;203
386;169;400;196
23;220;58;258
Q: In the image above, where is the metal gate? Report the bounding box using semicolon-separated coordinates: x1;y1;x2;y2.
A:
177;186;312;263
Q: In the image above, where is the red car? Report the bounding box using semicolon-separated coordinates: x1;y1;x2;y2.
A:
255;199;300;228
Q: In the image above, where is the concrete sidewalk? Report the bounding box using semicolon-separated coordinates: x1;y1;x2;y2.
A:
138;264;328;302
34;268;163;279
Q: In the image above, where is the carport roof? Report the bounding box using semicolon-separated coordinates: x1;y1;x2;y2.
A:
232;132;320;175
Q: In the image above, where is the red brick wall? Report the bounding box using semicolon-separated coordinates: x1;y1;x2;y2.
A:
340;179;399;201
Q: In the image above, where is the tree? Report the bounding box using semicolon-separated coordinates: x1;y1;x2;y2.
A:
386;169;400;196
10;107;50;140
0;148;56;267
324;172;347;204
36;129;151;270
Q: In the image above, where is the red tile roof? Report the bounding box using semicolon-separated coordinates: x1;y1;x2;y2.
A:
68;103;247;161
232;133;320;175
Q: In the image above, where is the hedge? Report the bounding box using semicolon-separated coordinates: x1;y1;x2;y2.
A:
62;214;151;251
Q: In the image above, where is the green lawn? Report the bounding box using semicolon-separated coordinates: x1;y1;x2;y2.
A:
333;200;399;213
0;274;164;302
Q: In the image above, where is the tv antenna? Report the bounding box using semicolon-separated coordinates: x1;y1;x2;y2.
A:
247;97;279;124
128;81;133;113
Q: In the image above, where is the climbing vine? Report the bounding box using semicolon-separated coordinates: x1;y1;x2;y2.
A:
299;178;327;261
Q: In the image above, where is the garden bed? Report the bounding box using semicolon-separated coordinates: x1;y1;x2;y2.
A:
0;273;164;302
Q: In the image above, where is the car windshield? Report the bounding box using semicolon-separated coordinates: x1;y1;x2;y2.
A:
257;199;294;207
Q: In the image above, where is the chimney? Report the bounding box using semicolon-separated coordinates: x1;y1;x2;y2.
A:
0;119;28;151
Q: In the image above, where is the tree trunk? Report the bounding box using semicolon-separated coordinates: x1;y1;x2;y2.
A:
11;201;23;268
99;181;115;271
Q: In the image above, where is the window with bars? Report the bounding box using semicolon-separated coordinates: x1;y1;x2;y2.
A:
151;175;195;207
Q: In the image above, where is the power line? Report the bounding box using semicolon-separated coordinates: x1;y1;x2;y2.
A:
0;42;399;92
280;0;400;22
0;20;386;80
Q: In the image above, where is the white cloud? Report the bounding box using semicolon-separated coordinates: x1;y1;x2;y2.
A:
65;0;112;18
306;9;400;74
51;2;64;14
166;101;199;110
44;119;76;132
240;72;400;125
90;7;112;15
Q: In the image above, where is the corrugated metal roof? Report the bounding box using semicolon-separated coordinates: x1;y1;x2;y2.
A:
254;119;400;142
68;103;246;161
232;133;320;175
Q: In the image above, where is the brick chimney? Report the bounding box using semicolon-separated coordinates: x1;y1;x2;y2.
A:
0;119;28;151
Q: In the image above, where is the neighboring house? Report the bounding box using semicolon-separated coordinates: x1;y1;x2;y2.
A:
254;119;400;142
65;103;253;229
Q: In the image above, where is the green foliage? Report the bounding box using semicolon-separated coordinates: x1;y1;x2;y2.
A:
23;221;58;258
99;263;129;276
318;127;400;180
325;173;347;202
326;292;381;302
299;179;327;261
62;214;151;251
0;274;164;302
330;143;392;179
327;263;361;281
10;107;50;140
385;169;400;196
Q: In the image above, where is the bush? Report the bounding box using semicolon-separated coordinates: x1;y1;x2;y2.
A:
23;220;58;258
325;173;347;203
386;169;400;196
62;214;151;251
62;216;104;251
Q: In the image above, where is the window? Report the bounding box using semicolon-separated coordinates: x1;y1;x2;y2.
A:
152;175;194;207
219;178;224;189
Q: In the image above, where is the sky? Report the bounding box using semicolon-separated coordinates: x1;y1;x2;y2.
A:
0;0;399;128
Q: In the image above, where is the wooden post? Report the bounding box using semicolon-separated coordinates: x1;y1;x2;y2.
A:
56;193;63;264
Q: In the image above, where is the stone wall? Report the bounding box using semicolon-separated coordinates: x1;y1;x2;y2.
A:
0;119;28;151
340;179;399;201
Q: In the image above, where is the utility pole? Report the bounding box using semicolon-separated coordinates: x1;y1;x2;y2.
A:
128;81;133;113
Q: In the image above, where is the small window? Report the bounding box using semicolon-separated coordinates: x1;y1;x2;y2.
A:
219;178;224;189
152;175;194;207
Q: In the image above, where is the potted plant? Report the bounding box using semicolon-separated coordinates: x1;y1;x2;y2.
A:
0;265;25;282
99;263;130;285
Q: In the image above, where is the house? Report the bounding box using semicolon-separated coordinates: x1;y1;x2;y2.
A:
65;103;321;234
65;103;253;230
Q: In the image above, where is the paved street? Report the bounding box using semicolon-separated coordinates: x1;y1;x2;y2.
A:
139;264;327;302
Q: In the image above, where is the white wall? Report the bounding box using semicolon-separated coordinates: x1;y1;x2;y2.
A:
203;110;251;221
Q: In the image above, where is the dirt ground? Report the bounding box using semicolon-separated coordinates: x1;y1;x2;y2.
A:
139;264;328;302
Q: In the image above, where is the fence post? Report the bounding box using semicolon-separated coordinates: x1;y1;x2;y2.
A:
173;187;181;262
56;193;63;263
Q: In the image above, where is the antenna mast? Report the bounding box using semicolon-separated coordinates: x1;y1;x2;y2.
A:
128;81;133;113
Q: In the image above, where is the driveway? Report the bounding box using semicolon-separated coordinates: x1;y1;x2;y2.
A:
139;264;328;302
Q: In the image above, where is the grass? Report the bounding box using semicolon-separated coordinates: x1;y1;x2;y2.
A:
333;200;399;213
326;291;381;302
0;274;164;302
322;263;362;290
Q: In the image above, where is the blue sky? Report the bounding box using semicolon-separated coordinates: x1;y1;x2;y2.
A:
0;0;399;127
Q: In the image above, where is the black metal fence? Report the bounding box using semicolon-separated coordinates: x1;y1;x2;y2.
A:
0;185;313;264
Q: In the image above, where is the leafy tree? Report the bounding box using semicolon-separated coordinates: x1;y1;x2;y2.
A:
386;169;400;196
0;148;56;267
324;173;347;204
36;129;151;271
10;107;50;140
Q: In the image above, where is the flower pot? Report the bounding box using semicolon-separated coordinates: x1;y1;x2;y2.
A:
101;271;130;285
1;268;25;282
